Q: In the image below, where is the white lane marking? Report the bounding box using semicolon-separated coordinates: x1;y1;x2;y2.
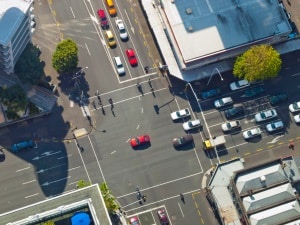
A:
75;140;92;183
126;138;131;143
25;193;39;199
267;135;284;144
292;73;300;77
141;107;144;114
68;166;81;171
41;176;71;186
16;167;30;172
70;100;74;107
117;172;203;198
124;9;135;34
70;7;75;19
22;179;36;185
111;150;116;155
57;154;72;160
85;43;91;55
88;135;107;183
178;202;185;217
136;124;140;130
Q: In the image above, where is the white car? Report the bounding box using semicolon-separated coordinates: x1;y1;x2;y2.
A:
113;56;125;75
266;120;284;132
289;102;300;113
183;119;201;131
171;108;190;120
294;115;300;123
214;97;233;109
243;127;262;139
255;109;277;122
115;19;128;40
221;121;240;132
229;79;250;91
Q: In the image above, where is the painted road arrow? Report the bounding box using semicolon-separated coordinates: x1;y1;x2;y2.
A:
267;135;284;144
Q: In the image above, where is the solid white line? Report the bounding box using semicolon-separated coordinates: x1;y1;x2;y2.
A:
25;193;39;199
57;154;72;160
70;7;75;19
292;73;300;77
16;167;30;172
136;124;140;130
117;172;203;198
22;179;36;185
70;100;74;107
68;166;81;171
178;202;185;217
85;43;91;55
88;135;107;183
75;140;92;183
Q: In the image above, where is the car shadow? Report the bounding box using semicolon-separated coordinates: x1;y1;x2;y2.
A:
173;143;194;151
132;143;151;151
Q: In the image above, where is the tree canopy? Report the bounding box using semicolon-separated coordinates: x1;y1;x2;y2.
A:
233;45;282;82
52;39;78;73
100;182;118;213
15;43;44;85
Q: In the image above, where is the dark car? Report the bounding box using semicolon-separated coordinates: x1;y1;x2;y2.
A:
0;149;4;161
173;134;193;148
157;209;169;225
200;88;221;100
224;106;244;119
269;93;288;106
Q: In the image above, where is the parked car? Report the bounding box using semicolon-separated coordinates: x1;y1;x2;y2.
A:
157;208;169;225
183;119;201;131
129;216;140;225
104;30;116;47
244;87;265;98
266;120;284;132
97;9;108;29
170;108;190;120
214;97;233;109
294;115;300;123
224;106;244;119
173;134;193;148
200;88;221;100
126;48;138;66
269;93;288;106
243;128;262;139
113;56;125;75
221;121;240;132
130;135;150;147
255;109;277;122
11;140;34;153
289;102;300;113
230;79;250;91
0;149;5;160
115;19;128;40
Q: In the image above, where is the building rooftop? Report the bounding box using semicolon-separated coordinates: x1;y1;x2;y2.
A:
163;0;290;65
0;184;112;225
0;0;32;46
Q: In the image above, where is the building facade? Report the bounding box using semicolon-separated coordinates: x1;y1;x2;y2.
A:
0;0;35;75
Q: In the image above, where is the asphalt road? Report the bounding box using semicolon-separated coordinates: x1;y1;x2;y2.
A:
1;1;300;225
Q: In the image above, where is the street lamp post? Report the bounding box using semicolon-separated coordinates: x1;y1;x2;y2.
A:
185;82;220;163
206;67;224;86
72;66;88;80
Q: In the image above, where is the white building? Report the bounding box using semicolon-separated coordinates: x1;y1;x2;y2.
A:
0;0;35;75
142;0;293;81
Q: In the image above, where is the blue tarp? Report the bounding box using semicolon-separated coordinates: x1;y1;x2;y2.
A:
71;212;91;225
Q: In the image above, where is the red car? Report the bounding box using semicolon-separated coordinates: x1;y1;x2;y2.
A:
97;9;108;29
129;216;140;225
126;48;138;66
130;134;150;147
157;209;169;225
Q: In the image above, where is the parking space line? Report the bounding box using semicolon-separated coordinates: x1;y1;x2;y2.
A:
25;193;39;199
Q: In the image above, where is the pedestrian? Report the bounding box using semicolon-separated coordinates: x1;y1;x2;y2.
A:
180;193;185;203
142;195;147;202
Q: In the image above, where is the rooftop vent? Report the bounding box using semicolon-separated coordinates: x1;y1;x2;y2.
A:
186;8;192;15
188;26;193;32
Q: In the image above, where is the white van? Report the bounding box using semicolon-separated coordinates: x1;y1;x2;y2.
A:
114;56;125;75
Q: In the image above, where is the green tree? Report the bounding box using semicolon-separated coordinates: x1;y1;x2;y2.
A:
100;182;118;213
233;45;282;82
52;39;78;73
15;43;44;85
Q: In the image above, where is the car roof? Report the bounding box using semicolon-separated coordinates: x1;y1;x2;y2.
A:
97;9;105;17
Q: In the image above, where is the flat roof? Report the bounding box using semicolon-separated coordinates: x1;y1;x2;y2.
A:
0;0;32;46
164;0;290;63
0;184;112;225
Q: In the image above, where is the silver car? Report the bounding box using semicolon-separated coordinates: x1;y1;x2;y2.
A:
266;120;284;132
243;127;261;139
214;97;233;109
113;56;125;75
229;79;250;91
289;102;300;113
170;108;190;121
183;119;201;131
221;121;240;132
255;109;277;122
115;19;128;40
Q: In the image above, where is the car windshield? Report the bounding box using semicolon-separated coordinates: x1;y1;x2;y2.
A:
247;131;252;136
271;123;276;129
135;138;140;144
227;123;232;129
188;122;193;127
120;28;126;33
109;37;114;42
219;99;224;105
176;112;181;117
260;112;266;119
293;103;300;109
178;137;184;144
101;17;106;21
236;81;241;87
185;109;189;114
